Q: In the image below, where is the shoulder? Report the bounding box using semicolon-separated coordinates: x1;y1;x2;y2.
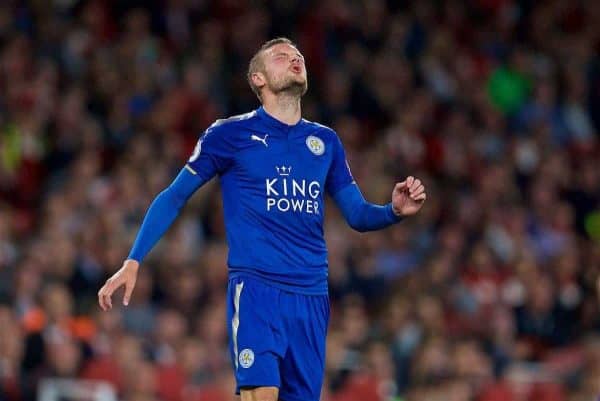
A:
206;110;260;133
199;110;260;148
301;119;343;150
301;119;339;140
301;118;334;134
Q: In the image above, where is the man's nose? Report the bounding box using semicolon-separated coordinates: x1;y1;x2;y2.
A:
290;55;301;64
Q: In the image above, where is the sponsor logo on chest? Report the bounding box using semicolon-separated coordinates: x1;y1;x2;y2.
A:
265;166;321;214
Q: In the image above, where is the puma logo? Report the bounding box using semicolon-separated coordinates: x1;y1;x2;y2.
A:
251;134;268;147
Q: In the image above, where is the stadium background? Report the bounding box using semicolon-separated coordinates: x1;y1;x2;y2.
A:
0;0;600;400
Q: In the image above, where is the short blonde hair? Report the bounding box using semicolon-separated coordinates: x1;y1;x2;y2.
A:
247;37;296;100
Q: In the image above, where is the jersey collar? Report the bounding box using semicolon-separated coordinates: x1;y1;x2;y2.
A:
257;106;304;133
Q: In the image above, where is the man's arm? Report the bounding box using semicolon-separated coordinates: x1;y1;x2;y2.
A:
128;167;202;262
332;183;402;232
325;132;425;232
332;176;426;232
98;167;203;310
98;122;233;311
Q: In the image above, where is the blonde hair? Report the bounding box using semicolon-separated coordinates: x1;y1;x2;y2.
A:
247;37;296;100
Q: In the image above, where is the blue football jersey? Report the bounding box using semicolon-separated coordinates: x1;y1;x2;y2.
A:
185;107;354;294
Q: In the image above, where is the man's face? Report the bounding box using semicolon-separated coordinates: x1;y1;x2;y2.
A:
259;43;308;97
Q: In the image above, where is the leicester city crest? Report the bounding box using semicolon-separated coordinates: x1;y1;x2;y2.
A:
306;135;325;156
239;348;255;368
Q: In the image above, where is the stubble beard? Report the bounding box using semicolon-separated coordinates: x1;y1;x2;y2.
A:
267;73;308;99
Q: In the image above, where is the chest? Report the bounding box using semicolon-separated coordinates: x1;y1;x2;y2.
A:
233;131;332;188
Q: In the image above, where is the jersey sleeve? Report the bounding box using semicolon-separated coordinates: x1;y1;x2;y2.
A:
326;134;355;196
185;123;235;182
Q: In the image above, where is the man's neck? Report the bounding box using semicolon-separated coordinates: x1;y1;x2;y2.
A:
261;94;302;126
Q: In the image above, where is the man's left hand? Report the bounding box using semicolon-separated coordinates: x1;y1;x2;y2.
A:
392;176;426;217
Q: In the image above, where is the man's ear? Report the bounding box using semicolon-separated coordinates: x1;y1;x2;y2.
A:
251;72;266;91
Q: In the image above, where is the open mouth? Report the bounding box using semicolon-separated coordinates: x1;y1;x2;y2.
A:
290;65;302;74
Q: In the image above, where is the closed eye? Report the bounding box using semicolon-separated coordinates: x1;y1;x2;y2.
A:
273;52;304;63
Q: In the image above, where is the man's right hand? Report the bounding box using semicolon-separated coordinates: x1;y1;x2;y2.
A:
98;259;139;311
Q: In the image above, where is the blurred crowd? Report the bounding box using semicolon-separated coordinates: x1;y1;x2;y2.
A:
1;0;600;400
